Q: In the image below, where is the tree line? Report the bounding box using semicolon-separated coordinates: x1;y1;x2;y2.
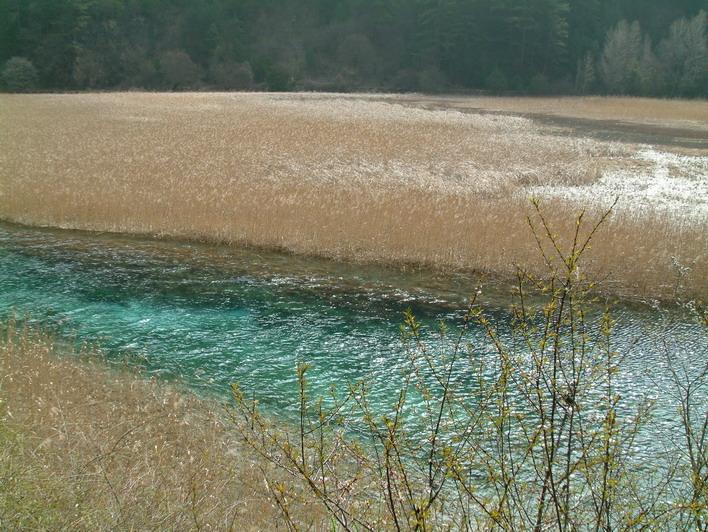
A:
1;0;706;97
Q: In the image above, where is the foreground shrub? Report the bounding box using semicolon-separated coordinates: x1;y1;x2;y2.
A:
232;201;706;530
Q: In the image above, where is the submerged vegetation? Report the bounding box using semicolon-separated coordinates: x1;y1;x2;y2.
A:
1;92;706;300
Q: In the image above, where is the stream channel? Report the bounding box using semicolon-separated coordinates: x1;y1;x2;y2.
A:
1;221;705;462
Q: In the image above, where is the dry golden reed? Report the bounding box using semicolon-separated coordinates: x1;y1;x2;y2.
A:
0;322;323;530
0;92;706;299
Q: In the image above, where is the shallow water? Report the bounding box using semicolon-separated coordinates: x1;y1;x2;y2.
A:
1;221;705;455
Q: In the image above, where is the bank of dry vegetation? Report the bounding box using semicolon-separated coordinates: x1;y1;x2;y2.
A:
0;322;325;530
1;93;706;299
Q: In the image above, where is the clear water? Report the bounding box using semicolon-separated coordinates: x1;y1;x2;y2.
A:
1;222;705;451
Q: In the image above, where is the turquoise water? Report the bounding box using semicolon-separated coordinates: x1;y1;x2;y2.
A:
1;222;705;446
1;222;483;410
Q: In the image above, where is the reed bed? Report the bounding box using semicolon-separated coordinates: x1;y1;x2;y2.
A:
1;92;706;298
0;322;324;530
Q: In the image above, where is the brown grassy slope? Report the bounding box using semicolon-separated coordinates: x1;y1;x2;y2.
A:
0;323;322;530
0;93;706;299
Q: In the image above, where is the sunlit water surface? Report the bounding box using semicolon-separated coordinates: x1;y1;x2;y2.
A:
1;222;705;459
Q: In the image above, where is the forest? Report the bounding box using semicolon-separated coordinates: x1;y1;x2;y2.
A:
0;0;706;97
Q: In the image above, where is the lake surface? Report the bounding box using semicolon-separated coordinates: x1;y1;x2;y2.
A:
1;221;705;456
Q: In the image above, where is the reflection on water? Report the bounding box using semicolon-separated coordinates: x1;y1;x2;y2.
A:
1;221;705;457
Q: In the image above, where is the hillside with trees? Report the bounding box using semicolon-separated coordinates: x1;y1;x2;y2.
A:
1;0;706;97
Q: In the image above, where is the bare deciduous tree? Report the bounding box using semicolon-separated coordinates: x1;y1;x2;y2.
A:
600;20;642;94
658;10;708;97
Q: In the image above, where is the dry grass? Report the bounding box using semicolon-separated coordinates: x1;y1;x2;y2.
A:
0;92;706;299
0;322;323;530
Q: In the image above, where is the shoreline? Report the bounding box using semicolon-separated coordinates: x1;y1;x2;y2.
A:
1;207;705;303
